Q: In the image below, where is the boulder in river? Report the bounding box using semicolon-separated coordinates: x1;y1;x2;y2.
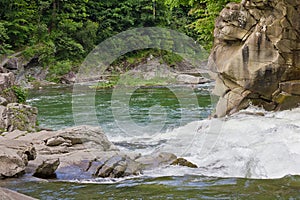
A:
135;152;177;170
33;158;60;179
170;158;198;168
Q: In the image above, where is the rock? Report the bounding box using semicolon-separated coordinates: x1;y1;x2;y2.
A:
170;158;198;168
0;106;6;132
46;136;69;147
0;72;17;103
0;187;38;200
61;71;76;84
209;0;300;117
135;152;177;170
43;125;118;151
92;155;142;178
0;140;36;179
33;158;60;179
0;97;7;106
22;143;37;161
3;57;19;70
0;66;7;73
176;74;209;84
5;103;38;132
0;154;26;179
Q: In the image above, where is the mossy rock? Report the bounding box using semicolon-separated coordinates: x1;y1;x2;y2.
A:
170;158;198;168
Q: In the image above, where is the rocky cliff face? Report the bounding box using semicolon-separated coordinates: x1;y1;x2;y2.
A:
0;67;38;132
209;0;300;117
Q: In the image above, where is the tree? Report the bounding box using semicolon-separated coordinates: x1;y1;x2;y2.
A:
163;0;241;49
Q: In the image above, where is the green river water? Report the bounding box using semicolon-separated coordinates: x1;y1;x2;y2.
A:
2;85;300;199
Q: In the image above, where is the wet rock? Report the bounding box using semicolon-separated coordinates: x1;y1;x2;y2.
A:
135;152;177;170
92;155;142;178
33;158;60;179
170;158;198;168
209;0;300;117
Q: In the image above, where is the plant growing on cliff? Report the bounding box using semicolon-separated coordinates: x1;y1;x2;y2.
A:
11;86;28;104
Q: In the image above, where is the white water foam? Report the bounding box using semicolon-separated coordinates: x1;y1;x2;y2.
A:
110;106;300;179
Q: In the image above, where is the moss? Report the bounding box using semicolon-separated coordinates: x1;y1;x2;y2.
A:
170;158;198;168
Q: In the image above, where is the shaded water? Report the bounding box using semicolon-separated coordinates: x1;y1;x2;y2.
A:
3;175;300;199
3;84;300;199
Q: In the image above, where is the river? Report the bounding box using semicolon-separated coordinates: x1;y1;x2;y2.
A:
2;84;300;199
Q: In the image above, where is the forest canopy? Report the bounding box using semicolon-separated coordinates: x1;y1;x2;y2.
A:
0;0;240;80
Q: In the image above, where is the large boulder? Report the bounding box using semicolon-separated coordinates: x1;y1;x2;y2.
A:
33;158;60;179
0;139;36;179
209;0;300;117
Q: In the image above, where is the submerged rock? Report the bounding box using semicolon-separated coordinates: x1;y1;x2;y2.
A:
209;0;300;117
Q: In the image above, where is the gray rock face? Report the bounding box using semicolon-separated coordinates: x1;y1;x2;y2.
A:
0;72;17;103
33;158;60;179
0;70;38;133
0;97;7;106
209;0;300;117
0;103;38;133
4;57;19;70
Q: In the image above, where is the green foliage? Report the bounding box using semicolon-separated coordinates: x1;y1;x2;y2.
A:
164;0;241;50
23;41;56;66
160;51;183;66
118;73;176;87
11;86;28;104
0;22;12;54
47;60;73;82
90;75;120;89
0;0;239;78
